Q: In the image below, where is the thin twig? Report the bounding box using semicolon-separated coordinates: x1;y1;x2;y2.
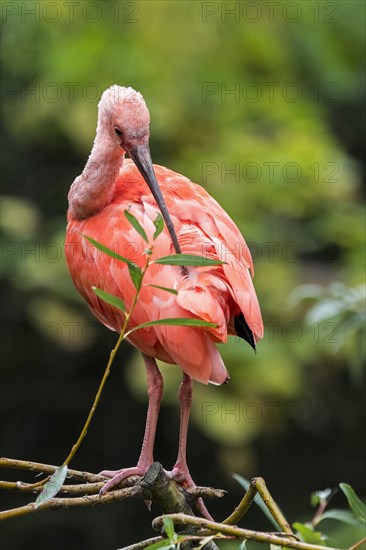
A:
0;480;105;495
311;488;338;528
152;514;340;550
0;458;106;483
118;536;165;550
223;477;294;536
186;487;225;499
348;538;366;550
62;332;125;467
222;477;257;525
255;477;294;535
0;485;142;520
120;534;235;550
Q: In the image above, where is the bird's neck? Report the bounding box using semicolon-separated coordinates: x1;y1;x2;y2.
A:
68;124;123;220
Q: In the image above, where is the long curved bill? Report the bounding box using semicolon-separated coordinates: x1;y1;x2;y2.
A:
128;144;182;255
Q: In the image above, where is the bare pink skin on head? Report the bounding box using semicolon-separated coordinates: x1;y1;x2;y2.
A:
98;85;150;144
65;85;263;518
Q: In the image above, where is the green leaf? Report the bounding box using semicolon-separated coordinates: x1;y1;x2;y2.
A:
233;474;280;530
124;210;148;243
34;465;68;508
85;233;144;290
92;287;126;313
310;488;333;507
153;212;164;240
128;263;143;291
163;516;175;540
145;284;178;295
126;317;217;337
293;522;326;545
83;235;139;270
153;254;225;267
339;483;366;524
317;509;363;527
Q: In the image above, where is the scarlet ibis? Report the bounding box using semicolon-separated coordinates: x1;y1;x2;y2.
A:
65;85;263;513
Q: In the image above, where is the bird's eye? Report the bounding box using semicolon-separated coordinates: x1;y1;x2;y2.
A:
114;127;123;137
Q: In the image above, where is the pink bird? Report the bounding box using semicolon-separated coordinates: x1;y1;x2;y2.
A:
65;85;263;515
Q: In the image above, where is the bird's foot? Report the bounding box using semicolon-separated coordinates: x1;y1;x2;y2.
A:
166;463;214;521
99;464;150;495
100;463;213;520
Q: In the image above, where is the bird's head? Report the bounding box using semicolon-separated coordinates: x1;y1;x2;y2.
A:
98;85;181;254
98;85;150;150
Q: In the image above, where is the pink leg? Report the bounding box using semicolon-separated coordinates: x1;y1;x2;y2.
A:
100;354;163;494
167;373;213;520
169;373;192;483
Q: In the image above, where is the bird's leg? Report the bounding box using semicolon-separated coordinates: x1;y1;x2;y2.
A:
100;354;163;494
168;373;192;484
136;354;164;467
167;373;213;520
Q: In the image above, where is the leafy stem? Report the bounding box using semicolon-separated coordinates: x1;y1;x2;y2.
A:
62;250;151;469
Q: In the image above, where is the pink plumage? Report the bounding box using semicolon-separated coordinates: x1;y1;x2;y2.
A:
65;85;263;515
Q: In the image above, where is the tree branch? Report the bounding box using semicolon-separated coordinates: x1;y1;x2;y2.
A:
0;485;142;520
0;458;107;483
152;514;339;550
0;480;105;495
141;462;194;517
0;458;223;526
118;536;165;550
223;476;294;535
140;462;219;550
0;457;346;550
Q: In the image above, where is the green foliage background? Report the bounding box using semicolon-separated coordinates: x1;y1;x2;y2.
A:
1;1;364;548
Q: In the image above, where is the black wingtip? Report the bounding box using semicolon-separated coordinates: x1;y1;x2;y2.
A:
234;313;256;352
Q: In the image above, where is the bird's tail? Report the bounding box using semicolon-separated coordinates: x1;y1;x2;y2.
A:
176;336;229;385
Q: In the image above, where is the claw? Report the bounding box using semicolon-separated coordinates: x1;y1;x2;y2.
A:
99;465;148;495
165;465;214;521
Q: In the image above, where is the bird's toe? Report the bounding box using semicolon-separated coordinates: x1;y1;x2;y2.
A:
99;465;148;495
166;465;214;521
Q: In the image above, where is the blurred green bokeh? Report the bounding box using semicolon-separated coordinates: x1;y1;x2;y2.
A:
1;1;364;548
